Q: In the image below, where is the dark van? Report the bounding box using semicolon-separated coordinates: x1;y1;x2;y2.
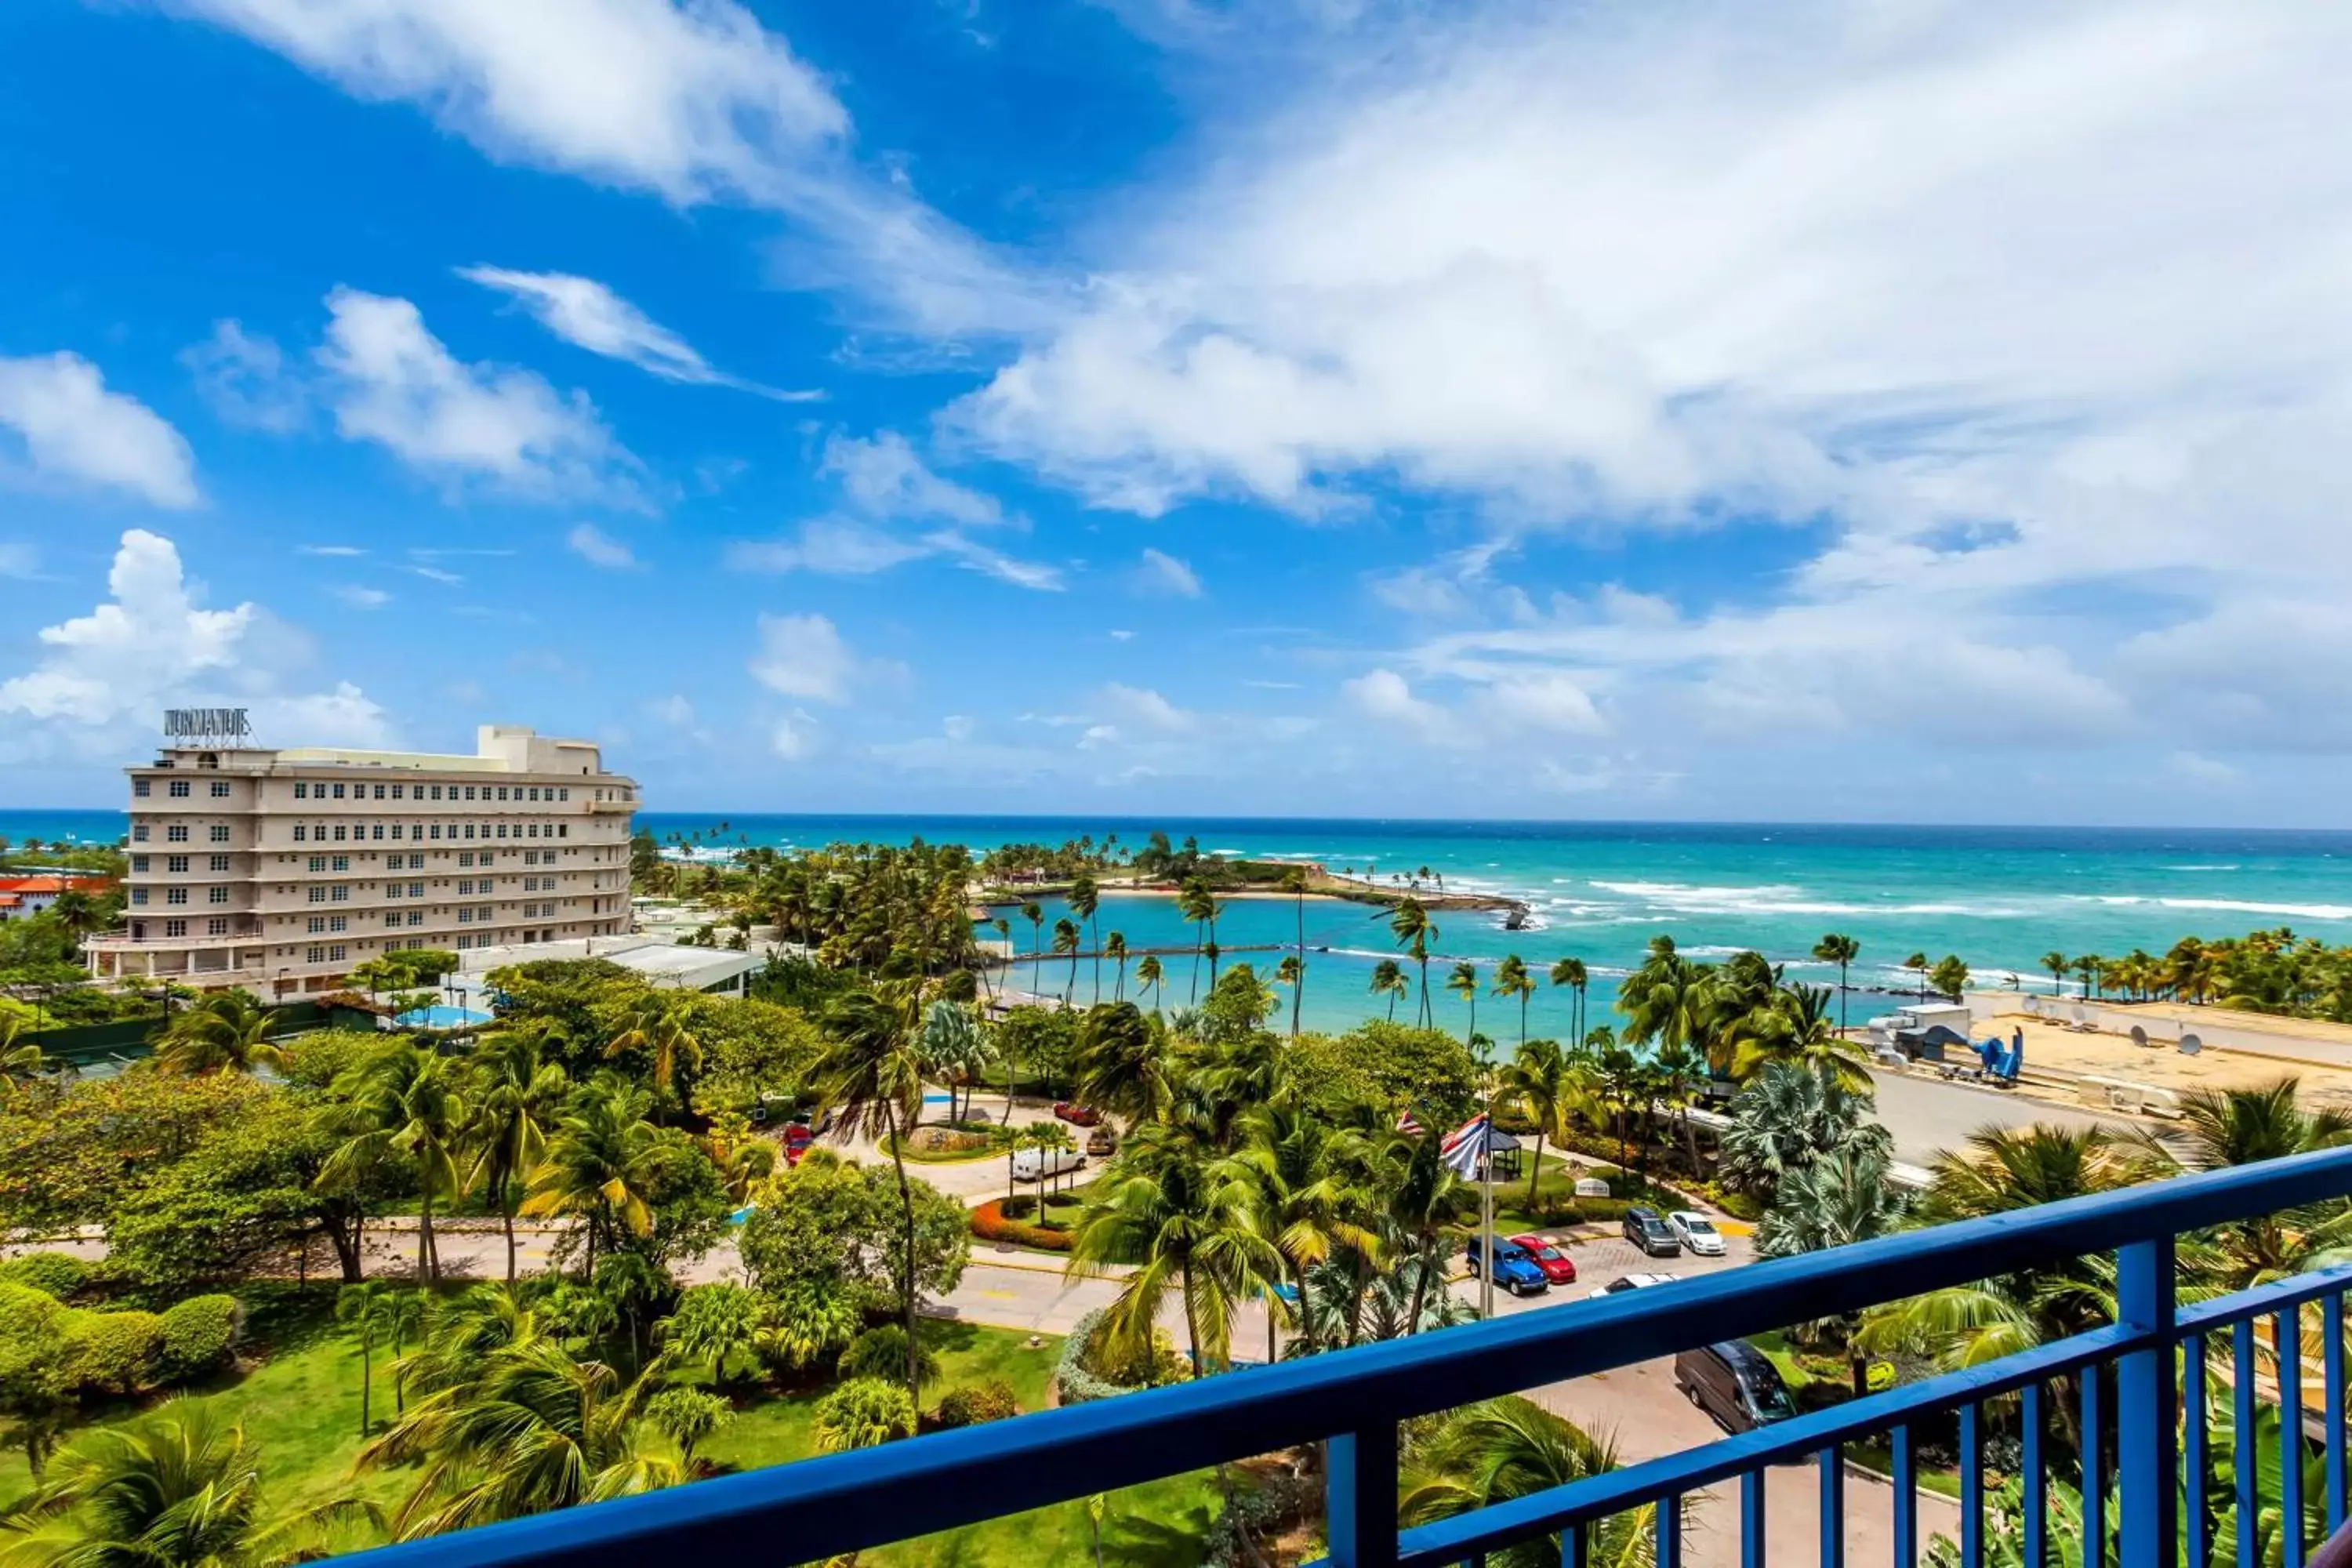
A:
1622;1206;1679;1258
1675;1341;1796;1434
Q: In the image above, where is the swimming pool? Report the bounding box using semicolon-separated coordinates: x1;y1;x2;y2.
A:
395;1004;493;1029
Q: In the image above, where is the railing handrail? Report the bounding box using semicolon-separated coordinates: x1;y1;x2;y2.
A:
332;1143;2352;1568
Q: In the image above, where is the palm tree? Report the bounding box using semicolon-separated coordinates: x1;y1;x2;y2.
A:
916;1000;989;1125
3;1404;361;1568
151;990;285;1076
1135;954;1166;1017
1900;952;1929;1001
1281;865;1310;1037
1446;961;1479;1045
1070;871;1103;1005
1105;931;1130;1002
1053;917;1081;1006
521;1076;663;1279
1388;899;1437;1028
1492;956;1536;1048
1068;1120;1282;1374
2042;950;2071;996
988;916;1012;999
465;1032;568;1283
2072;953;2103;1000
1758;1148;1907;1258
1215;1103;1378;1359
1370;958;1410;1022
336;1282;388;1437
1498;1038;1581;1206
1730;984;1875;1093
1400;1398;1661;1568
357;1337;679;1537
813;985;928;1394
0;1016;44;1102
606;995;703;1113
1073;1002;1172;1125
1811;934;1860;1034
322;1041;465;1285
1178;879;1216;1004
1650;1039;1708;1177
1020;901;1045;993
1548;957;1589;1046
1273;955;1304;1037
2129;1080;2352;1287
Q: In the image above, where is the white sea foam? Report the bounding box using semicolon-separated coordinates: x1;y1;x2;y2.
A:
2074;894;2352;921
2162;865;2242;873
1582;880;2028;918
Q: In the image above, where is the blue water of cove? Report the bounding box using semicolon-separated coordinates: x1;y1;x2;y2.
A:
13;809;2351;1041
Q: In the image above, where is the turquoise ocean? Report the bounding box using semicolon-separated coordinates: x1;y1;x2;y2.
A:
13;808;2350;1040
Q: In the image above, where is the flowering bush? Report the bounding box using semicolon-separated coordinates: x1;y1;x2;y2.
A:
970;1198;1073;1252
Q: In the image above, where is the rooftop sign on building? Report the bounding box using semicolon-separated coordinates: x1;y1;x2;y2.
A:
162;707;252;742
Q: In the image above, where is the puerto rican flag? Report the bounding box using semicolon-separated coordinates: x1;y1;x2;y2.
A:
1396;1108;1425;1136
1439;1112;1491;1178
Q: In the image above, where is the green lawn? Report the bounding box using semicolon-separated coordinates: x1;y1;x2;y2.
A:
4;1294;1219;1565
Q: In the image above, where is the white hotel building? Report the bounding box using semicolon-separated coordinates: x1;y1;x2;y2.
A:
85;724;638;996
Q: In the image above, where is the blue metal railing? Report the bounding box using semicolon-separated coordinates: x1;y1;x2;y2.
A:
336;1145;2352;1568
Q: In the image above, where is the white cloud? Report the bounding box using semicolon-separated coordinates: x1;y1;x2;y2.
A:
166;0;1036;335
299;544;367;557
459;265;818;399
566;522;638;569
0;353;199;508
0;529;390;757
330;585;390;608
181;320;309;432
1341;667;1453;742
1109;628;1135;641
926;532;1065;590
730;437;1061;589
942;714;975;742
729;518;929;576
648;693;696;726
822;432;1003;527
1136;546;1202;597
315;287;640;503
2167;750;2244;788
1103;682;1194;732
771;712;816;759
408;564;464;585
749;612;856;702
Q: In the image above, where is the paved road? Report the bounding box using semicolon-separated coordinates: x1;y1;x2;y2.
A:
1871;1069;2125;1163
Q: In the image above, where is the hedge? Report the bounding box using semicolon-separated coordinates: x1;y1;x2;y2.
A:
0;1251;91;1300
930;1378;1019;1429
971;1198;1073;1252
64;1308;165;1394
1054;1308;1142;1405
158;1294;241;1381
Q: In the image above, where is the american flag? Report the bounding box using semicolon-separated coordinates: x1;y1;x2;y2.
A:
1439;1112;1491;1178
1396;1108;1425;1136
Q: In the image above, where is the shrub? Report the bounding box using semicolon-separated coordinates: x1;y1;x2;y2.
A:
970;1199;1073;1252
63;1308;165;1394
157;1294;241;1382
0;1251;90;1300
812;1377;917;1452
929;1377;1019;1430
837;1325;939;1388
1054;1307;1188;1405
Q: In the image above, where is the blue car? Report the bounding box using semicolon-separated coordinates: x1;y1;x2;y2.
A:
1465;1236;1551;1297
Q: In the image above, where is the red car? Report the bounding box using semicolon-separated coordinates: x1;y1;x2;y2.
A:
1508;1234;1578;1284
783;1123;815;1166
1054;1102;1103;1127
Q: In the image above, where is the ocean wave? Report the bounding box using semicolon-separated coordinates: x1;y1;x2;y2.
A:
1582;880;2030;919
2074;894;2352;921
2162;865;2241;873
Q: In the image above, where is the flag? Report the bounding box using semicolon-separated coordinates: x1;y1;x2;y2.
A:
1396;1108;1425;1136
1440;1112;1490;1178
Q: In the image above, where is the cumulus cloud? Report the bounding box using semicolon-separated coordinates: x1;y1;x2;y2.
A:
314;287;641;503
565;522;638;569
1341;667;1454;742
459;265;818;398
1135;546;1201;597
0;353;198;508
0;529;390;757
749;612;857;702
165;0;1039;334
822;432;1002;528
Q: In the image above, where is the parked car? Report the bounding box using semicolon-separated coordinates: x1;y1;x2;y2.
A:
1011;1145;1087;1181
782;1123;815;1166
1086;1127;1117;1157
1054;1102;1103;1126
1675;1341;1795;1433
1668;1210;1726;1257
1586;1272;1677;1300
1465;1236;1551;1297
1507;1233;1578;1284
1622;1206;1681;1258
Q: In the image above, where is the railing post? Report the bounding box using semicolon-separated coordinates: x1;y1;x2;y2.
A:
1328;1426;1399;1568
2118;1236;2177;1568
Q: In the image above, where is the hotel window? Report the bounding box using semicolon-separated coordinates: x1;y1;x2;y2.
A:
497;825;509;839
408;882;423;898
169;779;190;797
308;916;325;934
209;826;230;843
463;786;476;801
131;856;149;873
294;782;308;799
557;826;568;839
480;852;495;866
307;855;325;872
428;785;441;800
373;784;386;800
384;913;401;929
407;911;423;927
306;946;325;964
209;887;228;905
133;779;151;797
332;855;349;872
207;917;228;936
167;855;189;873
331;886;350;902
211;781;230;797
329;916;347;933
331;945;347;962
331;783;345;799
456;935;472;950
133;826;150;842
167;826;188;842
209;855;230;872
372;826;384;840
559;788;569;800
332;826;347;841
478;878;495;893
390;826;403;840
165;920;187;938
392;785;405;800
131;888;148;906
293;826;307;843
457;880;474;896
308;887;325;903
166;887;188;906
465;825;477;840
458;909;474;924
385;884;400;900
428;826;441;840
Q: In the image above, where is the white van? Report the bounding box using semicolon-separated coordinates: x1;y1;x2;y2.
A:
1011;1146;1087;1181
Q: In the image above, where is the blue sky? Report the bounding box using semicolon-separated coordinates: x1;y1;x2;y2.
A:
2;0;2350;826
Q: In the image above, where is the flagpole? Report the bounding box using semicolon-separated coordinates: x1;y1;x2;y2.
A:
1479;1053;1494;1319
